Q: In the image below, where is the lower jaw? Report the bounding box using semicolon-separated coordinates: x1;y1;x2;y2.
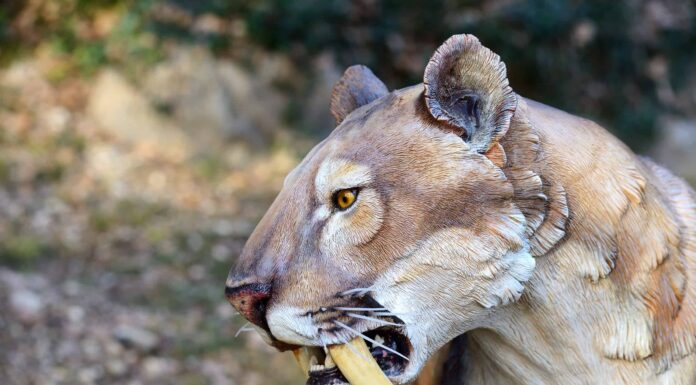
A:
306;367;349;385
299;341;394;385
295;329;411;385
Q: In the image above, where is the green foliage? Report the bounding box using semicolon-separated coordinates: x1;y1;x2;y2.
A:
0;0;161;79
2;0;693;149
234;0;695;150
0;235;47;269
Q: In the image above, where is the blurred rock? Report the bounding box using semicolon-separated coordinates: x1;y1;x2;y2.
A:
651;117;696;184
39;105;71;133
88;69;191;160
201;360;232;385
144;46;285;148
78;366;103;383
113;324;160;352
106;359;128;376
300;54;342;136
9;289;43;324
84;144;135;188
141;357;179;379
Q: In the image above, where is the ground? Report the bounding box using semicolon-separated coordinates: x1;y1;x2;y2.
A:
0;2;693;384
0;51;309;385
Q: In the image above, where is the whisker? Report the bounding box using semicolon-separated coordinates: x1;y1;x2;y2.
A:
334;307;388;312
333;321;409;361
234;322;254;337
347;313;402;327
319;335;331;356
371;311;413;318
341;287;374;296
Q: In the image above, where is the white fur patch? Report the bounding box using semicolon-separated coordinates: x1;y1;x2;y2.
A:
266;305;319;346
315;158;373;200
478;247;535;308
599;309;654;361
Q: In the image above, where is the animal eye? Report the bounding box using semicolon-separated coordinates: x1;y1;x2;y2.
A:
334;188;359;210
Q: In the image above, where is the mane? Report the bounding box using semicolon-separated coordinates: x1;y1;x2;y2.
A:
498;97;696;372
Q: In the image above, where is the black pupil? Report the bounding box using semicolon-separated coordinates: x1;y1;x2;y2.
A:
336;190;356;209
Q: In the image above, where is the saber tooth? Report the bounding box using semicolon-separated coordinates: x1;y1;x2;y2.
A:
328;337;392;385
293;347;311;376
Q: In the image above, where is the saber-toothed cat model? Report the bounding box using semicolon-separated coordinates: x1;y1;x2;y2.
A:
225;34;696;385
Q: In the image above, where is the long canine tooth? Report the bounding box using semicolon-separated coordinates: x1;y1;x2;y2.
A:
328;338;391;385
293;347;312;376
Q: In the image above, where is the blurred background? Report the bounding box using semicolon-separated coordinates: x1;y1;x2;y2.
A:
0;1;693;384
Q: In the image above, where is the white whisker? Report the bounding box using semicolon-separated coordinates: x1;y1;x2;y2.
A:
234;322;254;337
334;307;388;312
347;313;402;327
341;287;374;296
333;321;409;361
319;335;330;354
371;311;413;317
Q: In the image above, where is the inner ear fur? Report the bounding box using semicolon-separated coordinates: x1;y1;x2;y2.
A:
330;65;389;125
424;34;517;153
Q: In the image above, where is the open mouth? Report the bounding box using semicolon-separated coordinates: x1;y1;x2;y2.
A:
299;327;412;385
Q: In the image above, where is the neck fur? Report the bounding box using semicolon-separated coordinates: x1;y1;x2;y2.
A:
453;97;696;385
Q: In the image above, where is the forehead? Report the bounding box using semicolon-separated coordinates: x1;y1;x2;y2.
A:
315;159;372;197
286;84;466;186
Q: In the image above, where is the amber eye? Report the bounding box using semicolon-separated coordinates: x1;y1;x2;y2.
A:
334;188;358;210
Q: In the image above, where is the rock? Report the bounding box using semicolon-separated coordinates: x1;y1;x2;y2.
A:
106;359;127;376
66;305;85;324
299;54;342;136
651;117;696;185
87;69;191;160
144;46;286;147
113;324;160;352
39;106;71;133
9;289;43;324
84;144;135;188
141;357;178;379
77;366;103;383
81;338;102;360
201;360;232;385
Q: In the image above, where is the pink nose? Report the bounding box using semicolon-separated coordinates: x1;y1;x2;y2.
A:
225;282;272;331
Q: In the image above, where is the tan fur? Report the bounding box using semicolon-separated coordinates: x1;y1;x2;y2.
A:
227;35;696;384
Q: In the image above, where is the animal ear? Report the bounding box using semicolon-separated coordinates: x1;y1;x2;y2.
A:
424;34;517;153
331;65;389;125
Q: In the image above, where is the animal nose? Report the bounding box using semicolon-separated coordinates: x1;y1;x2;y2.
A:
225;282;272;330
